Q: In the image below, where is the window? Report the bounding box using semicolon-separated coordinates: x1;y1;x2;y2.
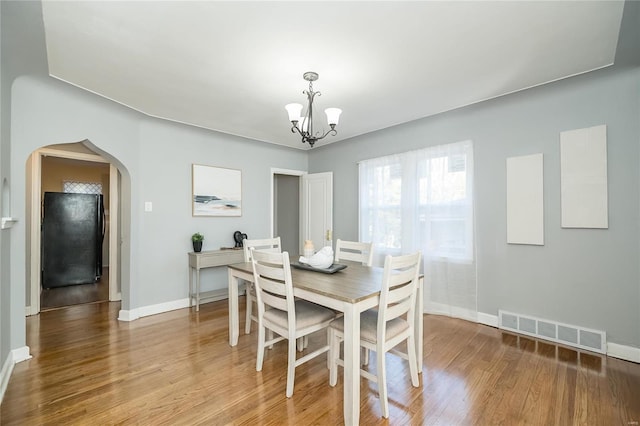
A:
359;140;477;321
359;140;474;261
63;181;103;195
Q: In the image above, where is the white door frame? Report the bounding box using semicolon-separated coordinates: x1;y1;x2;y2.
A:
270;167;306;239
28;147;120;315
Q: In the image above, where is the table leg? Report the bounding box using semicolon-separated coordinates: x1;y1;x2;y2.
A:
196;268;201;312
188;266;194;308
228;268;240;346
342;304;361;425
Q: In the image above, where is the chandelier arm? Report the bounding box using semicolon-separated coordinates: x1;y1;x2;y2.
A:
290;124;303;136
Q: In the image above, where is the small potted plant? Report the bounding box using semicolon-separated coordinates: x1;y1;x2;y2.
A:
191;232;204;252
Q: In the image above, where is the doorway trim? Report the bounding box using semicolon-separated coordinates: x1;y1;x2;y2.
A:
270;167;306;241
27;147;120;315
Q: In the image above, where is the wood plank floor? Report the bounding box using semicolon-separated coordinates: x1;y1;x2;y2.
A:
2;299;639;425
40;268;109;311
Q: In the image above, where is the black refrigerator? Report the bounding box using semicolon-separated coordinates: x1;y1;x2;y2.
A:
41;192;105;288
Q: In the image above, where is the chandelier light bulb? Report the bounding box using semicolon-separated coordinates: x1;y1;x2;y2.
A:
285;103;303;123
325;108;342;126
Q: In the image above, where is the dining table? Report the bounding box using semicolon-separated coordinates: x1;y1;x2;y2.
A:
227;258;423;425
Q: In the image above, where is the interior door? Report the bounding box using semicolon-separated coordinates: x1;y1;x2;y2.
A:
300;172;333;251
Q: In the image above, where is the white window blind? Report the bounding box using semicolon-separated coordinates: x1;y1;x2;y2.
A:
359;140;477;321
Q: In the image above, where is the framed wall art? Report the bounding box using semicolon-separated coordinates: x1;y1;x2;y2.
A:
192;164;242;217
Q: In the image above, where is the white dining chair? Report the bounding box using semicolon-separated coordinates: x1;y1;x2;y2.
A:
334;239;374;266
243;237;281;334
327;251;421;418
250;249;336;398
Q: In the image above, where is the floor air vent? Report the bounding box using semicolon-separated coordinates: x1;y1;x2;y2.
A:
498;310;606;354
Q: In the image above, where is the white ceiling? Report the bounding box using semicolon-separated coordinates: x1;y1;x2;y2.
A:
41;1;625;150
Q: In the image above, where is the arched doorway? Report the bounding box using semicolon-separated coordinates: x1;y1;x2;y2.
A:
26;142;124;315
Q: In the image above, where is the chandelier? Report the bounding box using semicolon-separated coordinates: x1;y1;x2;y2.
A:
285;72;342;148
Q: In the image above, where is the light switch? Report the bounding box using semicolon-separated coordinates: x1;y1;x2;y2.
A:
144;202;153;212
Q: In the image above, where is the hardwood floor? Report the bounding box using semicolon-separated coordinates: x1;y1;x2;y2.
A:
40;268;109;311
2;299;639;425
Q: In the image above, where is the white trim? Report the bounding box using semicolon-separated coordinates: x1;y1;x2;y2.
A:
37;147;109;163
117;309;139;322
0;217;18;229
270;168;306;240
424;300;478;323
607;342;640;363
12;347;31;363
1;351;14;404
29;153;41;314
30;147;120;315
109;164;120;301
477;312;499;327
118;290;232;322
1;345;33;402
137;298;190;318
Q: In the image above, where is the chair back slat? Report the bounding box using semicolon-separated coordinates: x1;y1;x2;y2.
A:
334;239;374;266
250;249;295;322
243;237;282;262
378;252;421;338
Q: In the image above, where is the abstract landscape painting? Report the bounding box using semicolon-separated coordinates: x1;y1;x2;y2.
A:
192;164;242;216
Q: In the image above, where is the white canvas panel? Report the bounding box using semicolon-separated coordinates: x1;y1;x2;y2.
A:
506;153;544;245
560;125;608;228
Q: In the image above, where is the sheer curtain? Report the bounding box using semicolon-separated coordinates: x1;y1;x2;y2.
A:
359;140;477;321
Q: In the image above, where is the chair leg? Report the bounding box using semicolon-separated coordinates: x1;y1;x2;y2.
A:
286;334;297;398
297;337;304;352
377;344;389;418
256;325;265;372
328;328;339;387
362;347;369;366
407;334;420;387
267;329;274;350
244;290;252;335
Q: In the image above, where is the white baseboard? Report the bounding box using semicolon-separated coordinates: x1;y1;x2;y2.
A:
12;347;32;363
607;342;640;363
117;308;139;322
424;301;478;323
0;351;14;404
117;288;232;322
477;312;499;327
1;346;31;404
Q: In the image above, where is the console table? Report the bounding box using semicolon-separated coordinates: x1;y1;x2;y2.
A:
188;249;244;311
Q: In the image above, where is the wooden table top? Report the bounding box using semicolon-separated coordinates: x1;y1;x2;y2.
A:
228;260;384;304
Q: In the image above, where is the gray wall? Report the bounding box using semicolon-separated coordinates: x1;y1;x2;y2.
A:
1;0;50;362
136;119;307;305
10;74;307;316
309;65;640;348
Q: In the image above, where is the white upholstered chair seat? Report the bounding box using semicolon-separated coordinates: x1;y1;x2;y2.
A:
325;310;410;344
264;301;336;331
